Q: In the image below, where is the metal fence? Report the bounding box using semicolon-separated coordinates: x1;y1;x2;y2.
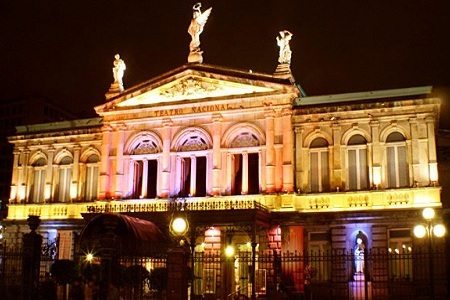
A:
1;244;448;299
192;248;448;300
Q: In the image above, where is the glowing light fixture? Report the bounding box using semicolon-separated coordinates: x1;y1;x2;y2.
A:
171;217;188;236
422;207;435;220
225;245;235;258
85;253;94;263
433;224;446;237
413;224;427;238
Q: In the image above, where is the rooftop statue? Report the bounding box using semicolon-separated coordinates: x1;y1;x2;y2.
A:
276;30;293;65
112;54;126;88
188;3;212;63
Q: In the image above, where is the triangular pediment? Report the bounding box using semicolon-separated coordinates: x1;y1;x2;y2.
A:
96;64;298;113
117;74;274;107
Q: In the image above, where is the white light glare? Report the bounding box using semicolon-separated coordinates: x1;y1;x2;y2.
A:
433;224;446;237
413;225;427;238
422;208;435;220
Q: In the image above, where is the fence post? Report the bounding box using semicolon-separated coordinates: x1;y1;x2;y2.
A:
167;246;189;300
22;215;43;300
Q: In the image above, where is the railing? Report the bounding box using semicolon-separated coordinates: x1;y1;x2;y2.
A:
6;186;441;220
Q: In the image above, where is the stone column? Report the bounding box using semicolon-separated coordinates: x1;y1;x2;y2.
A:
226;153;232;195
370;121;381;188
294;128;303;192
72;145;81;200
409;117;420;184
114;124;126;198
242;152;248;194
212;113;222;195
426;116;438;183
265;107;276;193
10;150;20;202
45;147;55;202
190;156;197;196
161;119;172;198
99;125;112;199
332;123;342;190
282;108;294;192
142;159;148;198
21;149;30;203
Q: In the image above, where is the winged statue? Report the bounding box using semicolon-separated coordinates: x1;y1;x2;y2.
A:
188;3;212;63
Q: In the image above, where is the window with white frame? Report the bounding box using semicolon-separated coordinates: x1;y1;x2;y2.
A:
58;156;73;202
85;154;99;201
309;138;330;192
347;134;369;190
31;157;46;203
388;229;413;281
386;132;409;188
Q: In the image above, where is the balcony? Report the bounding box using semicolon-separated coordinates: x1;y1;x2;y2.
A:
6;187;441;220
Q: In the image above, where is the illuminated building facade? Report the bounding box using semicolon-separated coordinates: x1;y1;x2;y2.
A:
2;62;443;296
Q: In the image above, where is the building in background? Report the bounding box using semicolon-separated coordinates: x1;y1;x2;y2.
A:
0;97;75;217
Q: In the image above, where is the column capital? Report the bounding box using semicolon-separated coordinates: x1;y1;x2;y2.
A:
294;127;303;134
281;108;292;117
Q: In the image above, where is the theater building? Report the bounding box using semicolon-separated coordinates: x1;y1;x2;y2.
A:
1;14;445;298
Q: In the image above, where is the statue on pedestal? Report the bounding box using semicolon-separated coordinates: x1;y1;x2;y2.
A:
112;54;126;87
354;237;365;274
276;30;293;65
188;3;212;63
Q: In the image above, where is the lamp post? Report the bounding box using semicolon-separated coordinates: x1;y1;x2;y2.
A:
413;207;446;300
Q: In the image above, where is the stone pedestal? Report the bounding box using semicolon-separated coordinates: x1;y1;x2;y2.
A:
167;246;189;300
188;51;203;63
22;216;43;300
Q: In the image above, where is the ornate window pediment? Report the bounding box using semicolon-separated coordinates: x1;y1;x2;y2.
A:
230;133;260;148
132;139;160;155
179;136;209;152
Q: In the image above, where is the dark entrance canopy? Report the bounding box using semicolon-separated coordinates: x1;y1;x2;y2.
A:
79;213;169;257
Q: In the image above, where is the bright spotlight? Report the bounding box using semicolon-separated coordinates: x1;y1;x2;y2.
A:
433;224;446;238
422;208;435;220
171;217;188;235
413;224;427;238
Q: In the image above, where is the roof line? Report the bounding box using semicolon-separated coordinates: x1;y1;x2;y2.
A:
297;86;433;106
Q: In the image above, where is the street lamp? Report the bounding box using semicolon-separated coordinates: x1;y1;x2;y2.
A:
413;207;446;300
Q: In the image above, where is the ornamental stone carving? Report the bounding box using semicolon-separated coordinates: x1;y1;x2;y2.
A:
231;133;259;148
132;141;160;155
179;138;209;152
160;77;220;98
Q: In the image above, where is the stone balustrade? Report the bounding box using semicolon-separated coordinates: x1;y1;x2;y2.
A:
6;187;441;220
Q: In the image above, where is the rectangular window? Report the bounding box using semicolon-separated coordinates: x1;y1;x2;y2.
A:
85;165;98;201
58;230;74;260
310;151;329;192
58;168;71;202
32;169;46;203
348;148;368;190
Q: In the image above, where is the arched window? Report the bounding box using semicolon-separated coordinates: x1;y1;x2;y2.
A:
386;132;409;188
31;157;46;203
175;130;210;197
229;133;260;195
309;138;329;192
58;156;73;202
347;135;368;190
85;154;99;201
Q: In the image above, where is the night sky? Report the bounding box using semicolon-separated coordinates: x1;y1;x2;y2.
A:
1;1;449;127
